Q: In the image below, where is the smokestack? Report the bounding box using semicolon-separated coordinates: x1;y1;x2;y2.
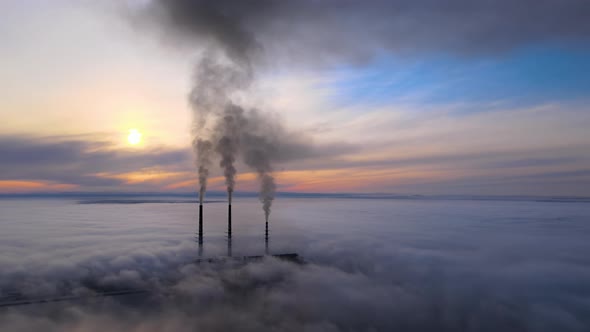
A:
198;203;203;242
227;203;232;257
265;219;269;255
227;190;232;239
198;203;203;256
228;203;232;238
227;195;232;257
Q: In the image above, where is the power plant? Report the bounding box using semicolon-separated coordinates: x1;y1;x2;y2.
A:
196;195;282;258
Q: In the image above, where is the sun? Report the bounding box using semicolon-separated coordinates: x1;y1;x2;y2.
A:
127;129;142;145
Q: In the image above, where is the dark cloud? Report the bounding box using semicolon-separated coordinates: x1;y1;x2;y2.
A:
0;136;93;165
0;135;356;190
280;145;587;173
515;169;590;179
0;135;192;187
489;157;582;169
143;0;590;67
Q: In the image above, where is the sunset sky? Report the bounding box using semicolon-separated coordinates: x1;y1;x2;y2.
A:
1;1;590;195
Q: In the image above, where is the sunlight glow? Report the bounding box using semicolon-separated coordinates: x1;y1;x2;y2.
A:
127;129;142;145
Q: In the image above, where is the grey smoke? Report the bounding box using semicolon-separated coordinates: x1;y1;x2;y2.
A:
189;53;249;203
242;129;277;222
214;105;245;204
193;139;212;204
152;0;280;215
188;53;252;204
189;53;276;212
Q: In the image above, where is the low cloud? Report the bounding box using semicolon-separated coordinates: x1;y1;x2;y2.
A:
0;197;589;331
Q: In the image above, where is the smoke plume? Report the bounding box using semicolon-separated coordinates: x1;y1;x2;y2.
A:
188;53;252;204
193;139;212;204
147;0;279;216
242;130;277;221
214;105;245;204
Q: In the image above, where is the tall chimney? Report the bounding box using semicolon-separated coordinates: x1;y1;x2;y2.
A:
265;220;269;255
228;203;232;238
198;203;203;256
198;204;203;242
227;202;232;256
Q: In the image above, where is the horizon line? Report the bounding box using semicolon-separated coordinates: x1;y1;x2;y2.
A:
1;191;589;201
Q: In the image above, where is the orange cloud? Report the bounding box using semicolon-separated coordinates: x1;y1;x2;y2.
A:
274;167;447;192
93;169;189;185
165;175;237;190
0;180;77;192
164;167;449;193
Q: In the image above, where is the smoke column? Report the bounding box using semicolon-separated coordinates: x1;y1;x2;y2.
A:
145;1;285;220
189;50;278;219
194;139;212;204
215;105;244;204
260;173;276;223
240;132;276;222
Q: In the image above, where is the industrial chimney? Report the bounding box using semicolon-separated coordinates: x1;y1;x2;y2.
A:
227;191;232;256
227;202;232;257
265;219;269;255
198;203;203;255
198;203;203;241
228;202;232;239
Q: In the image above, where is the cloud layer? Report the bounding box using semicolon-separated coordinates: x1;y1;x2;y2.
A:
144;0;590;66
0;135;191;189
1;197;590;331
0;134;356;192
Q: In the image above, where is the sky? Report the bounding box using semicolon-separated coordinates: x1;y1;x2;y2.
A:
1;0;590;196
